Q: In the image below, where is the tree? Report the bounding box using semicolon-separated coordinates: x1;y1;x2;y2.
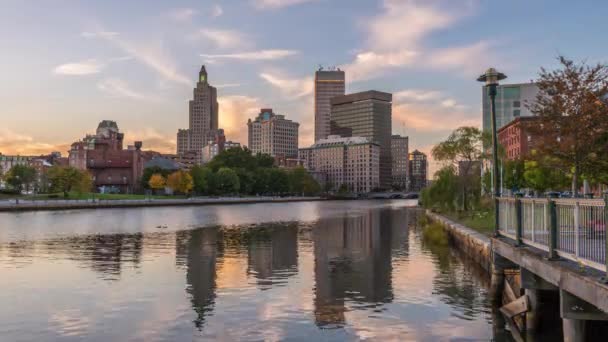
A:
148;174;166;192
432;127;484;211
503;159;526;192
216;167;240;194
235;168;254;195
207;147;257;171
190;165;214;195
254;153;275;168
4;164;37;193
47;166;92;197
141;166;172;189
420;166;459;212
166;170;193;194
529;56;608;195
252;168;270;195
267;168;289;194
288;167;321;195
523;157;570;194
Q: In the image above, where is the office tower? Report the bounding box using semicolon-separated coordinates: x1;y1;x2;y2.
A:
408;150;427;192
330;90;392;189
391;135;409;190
247;108;299;158
314;69;345;142
482;82;539;133
176;65;219;155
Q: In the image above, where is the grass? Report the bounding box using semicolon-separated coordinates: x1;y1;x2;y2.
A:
422;222;449;246
439;207;495;235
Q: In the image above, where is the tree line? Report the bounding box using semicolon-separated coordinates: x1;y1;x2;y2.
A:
142;147;322;196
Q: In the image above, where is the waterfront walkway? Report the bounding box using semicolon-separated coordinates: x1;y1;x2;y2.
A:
0;196;324;212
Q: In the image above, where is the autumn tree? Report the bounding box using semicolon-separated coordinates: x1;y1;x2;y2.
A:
47;166;92;197
432;127;484;211
529;56;608;195
148;174;166;193
166;170;193;195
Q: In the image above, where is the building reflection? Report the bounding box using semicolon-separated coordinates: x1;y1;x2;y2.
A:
313;208;402;328
246;223;298;289
176;228;220;330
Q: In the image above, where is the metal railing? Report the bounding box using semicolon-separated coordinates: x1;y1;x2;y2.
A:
497;196;607;273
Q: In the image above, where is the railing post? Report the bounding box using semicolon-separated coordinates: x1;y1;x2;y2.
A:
515;199;523;246
548;200;559;260
574;201;580;258
604;193;608;282
494;197;500;238
531;201;536;243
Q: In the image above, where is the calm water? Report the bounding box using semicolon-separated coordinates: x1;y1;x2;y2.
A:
0;200;506;341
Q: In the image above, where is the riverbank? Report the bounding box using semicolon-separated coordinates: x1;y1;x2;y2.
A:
425;210;492;271
0;196;325;212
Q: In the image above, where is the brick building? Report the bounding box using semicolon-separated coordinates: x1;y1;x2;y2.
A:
69;120;147;193
497;116;540;160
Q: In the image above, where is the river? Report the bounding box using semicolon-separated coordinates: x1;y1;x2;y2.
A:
0;200;509;341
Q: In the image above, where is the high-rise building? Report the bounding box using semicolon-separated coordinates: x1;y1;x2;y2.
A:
482;82;539;133
247;108;299;158
408;150;427;192
302;135;380;193
391;135;408;190
330;90;392;189
176;65;219;155
314;69;345;142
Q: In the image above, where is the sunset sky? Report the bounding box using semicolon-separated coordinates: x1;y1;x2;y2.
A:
1;0;606;173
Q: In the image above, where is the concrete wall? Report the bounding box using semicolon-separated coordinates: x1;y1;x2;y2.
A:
426;210;492;272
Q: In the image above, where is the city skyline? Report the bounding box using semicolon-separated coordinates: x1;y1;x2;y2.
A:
1;0;606;175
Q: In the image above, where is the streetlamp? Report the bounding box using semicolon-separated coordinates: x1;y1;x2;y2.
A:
478;68;507;236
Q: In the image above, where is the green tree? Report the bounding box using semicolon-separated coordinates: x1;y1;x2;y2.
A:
420;166;459;212
254;153;275;168
4;164;37;193
235;168;254;195
190;165;214;195
267;168;289;194
288;167;320;195
432;127;484;211
216;167;240;194
529;56;608;195
503;159;526;192
523;158;570;194
207;147;257;171
47;166;92;197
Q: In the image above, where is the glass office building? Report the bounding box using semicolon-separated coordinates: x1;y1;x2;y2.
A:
482;82;539;133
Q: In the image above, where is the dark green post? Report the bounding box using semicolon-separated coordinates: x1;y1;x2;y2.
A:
604;193;608;281
515;199;523;246
495;198;500;237
548;200;559;260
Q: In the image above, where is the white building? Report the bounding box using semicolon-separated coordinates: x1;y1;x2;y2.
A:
247;108;299;158
301;135;380;193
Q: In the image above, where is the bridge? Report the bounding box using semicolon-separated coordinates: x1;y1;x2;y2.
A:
493;197;608;341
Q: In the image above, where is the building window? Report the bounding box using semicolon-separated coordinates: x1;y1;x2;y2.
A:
513;101;521;107
513;109;521;117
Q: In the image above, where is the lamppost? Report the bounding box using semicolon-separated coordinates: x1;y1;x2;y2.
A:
478;68;507;236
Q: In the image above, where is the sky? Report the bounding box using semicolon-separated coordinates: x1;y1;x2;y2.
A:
1;0;607;174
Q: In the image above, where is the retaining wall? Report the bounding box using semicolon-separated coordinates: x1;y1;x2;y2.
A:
426;210;492;271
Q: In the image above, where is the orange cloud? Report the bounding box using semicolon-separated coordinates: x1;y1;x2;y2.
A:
0;129;70;156
218;95;262;145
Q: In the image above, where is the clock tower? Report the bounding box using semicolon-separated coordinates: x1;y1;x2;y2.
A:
199;65;207;83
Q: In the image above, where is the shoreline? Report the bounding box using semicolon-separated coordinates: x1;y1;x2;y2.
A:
0;196;326;212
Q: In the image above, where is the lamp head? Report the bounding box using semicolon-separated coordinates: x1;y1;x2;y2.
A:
477;68;507;86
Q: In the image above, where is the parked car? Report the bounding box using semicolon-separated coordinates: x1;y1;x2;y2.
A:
544;191;561;198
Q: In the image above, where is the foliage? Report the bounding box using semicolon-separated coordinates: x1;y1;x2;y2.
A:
420;165;459;212
523;157;570;193
148;174;166;190
190;165;214;195
503;159;526;191
431;126;484;211
47;166;92;197
288;167;321;195
4;164;37;192
166;170;193;194
141;166;172;189
528;56;608;194
267;168;289;194
216;167;240;194
207;147;264;171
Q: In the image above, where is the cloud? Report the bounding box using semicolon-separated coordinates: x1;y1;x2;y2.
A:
215;83;242;89
193;29;247;49
83;30;191;85
259;72;313;98
201;49;298;61
341;0;491;81
97;78;146;100
394;88;467;110
252;0;317;10
168;8;197;22
211;4;224;17
123;128;176;153
53;59;104;76
0;128;70;156
218;95;262;145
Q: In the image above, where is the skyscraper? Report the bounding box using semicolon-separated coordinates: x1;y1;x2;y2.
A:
481;82;538;133
391;135;408;190
247;108;299;158
176;65;219;155
314;69;345;142
408;150;427;192
330;90;392;189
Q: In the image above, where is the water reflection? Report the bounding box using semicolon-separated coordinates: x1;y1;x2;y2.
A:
0;201;504;341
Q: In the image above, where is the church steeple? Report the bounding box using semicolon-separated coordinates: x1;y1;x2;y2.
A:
199;65;208;83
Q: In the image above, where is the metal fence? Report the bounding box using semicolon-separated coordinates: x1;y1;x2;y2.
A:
498;197;607;272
